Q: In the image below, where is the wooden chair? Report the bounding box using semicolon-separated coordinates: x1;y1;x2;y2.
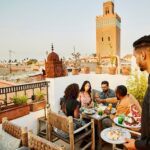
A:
47;110;95;150
28;131;66;150
2;117;28;147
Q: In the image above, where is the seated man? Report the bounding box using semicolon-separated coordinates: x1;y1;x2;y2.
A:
94;81;116;107
102;85;141;128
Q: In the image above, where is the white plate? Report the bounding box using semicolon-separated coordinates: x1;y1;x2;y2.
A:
114;117;141;129
101;127;131;144
84;109;95;115
98;105;107;111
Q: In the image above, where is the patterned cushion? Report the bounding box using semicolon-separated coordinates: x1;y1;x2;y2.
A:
0;131;21;150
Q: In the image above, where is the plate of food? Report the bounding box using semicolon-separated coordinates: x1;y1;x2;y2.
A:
114;115;141;129
96;105;116;114
84;109;95;115
97;105;107;111
101;127;131;144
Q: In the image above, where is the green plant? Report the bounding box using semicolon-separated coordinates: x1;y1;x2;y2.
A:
35;91;45;101
126;71;148;105
13;95;28;105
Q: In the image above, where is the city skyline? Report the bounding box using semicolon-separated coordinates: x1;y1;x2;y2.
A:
0;0;150;61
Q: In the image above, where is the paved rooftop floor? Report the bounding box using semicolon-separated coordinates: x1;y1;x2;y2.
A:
54;139;112;150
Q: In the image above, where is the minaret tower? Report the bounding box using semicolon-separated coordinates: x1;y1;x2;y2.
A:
96;0;121;58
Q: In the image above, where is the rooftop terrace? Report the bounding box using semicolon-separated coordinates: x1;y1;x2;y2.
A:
0;73;129;149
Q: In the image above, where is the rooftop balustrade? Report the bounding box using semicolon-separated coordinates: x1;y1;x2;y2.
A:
0;81;50;109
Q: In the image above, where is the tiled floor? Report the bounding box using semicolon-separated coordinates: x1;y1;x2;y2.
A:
54;139;112;150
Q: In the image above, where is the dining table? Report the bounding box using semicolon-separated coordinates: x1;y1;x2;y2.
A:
81;105;114;150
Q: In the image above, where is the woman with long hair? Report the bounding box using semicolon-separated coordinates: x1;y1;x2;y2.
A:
78;80;92;107
60;83;81;118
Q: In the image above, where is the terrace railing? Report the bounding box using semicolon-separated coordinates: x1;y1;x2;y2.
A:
0;81;50;109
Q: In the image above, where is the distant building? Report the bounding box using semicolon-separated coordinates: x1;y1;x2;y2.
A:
45;45;64;78
96;0;121;58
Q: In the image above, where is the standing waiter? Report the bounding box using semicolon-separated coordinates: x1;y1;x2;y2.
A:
124;35;150;149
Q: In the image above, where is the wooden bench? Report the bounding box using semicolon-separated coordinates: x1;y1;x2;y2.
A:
2;117;28;147
28;131;66;150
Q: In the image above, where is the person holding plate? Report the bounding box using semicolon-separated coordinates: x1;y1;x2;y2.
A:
124;35;150;150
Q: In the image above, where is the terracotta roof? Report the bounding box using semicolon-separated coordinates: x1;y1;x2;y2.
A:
0;80;16;88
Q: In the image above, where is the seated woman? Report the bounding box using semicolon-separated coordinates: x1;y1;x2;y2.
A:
59;83;86;131
78;80;93;107
59;83;92;147
60;83;81;118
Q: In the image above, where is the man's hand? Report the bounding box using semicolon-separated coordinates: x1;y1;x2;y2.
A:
109;114;115;120
96;99;106;104
124;138;136;150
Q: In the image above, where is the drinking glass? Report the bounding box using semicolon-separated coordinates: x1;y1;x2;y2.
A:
118;116;124;124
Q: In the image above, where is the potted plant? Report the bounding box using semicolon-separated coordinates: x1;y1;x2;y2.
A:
81;66;90;74
0;95;30;123
13;95;28;105
30;91;46;112
108;56;117;75
121;65;131;75
71;51;81;75
127;71;148;105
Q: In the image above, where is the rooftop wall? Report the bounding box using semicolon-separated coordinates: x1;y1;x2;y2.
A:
47;73;128;113
0;73;128;134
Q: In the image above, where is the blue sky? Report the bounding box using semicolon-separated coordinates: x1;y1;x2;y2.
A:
0;0;150;61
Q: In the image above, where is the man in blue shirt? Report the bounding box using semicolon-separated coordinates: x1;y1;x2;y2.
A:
100;81;115;99
94;81;116;107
